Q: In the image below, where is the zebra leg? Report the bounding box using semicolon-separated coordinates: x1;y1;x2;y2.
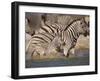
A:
66;48;75;57
63;47;69;57
63;44;72;57
66;50;70;57
70;48;75;55
63;49;73;57
26;45;34;60
26;49;33;60
31;50;40;57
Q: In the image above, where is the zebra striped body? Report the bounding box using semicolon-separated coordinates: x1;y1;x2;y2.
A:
60;18;89;57
26;22;63;58
57;15;85;29
42;14;85;30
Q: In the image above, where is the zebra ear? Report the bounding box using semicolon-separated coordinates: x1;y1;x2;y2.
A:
41;14;47;22
27;18;30;24
85;16;90;27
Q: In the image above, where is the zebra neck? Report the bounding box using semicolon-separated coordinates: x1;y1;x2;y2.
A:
68;23;80;42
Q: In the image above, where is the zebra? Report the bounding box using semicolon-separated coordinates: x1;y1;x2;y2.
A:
26;21;63;59
57;15;87;29
25;13;43;36
59;18;89;57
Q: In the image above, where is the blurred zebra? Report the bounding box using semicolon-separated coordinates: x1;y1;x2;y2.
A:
41;14;85;30
60;18;89;57
25;13;43;36
26;22;63;59
57;15;85;29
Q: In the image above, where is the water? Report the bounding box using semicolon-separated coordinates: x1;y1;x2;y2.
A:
26;49;89;68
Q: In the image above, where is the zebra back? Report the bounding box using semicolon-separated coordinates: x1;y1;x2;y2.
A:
57;15;84;29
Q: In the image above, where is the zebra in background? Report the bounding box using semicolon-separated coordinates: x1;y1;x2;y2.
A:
57;15;86;29
25;13;43;36
41;14;85;30
60;18;89;57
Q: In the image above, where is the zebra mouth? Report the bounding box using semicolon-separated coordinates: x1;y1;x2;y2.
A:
84;33;87;37
84;32;89;37
56;46;63;52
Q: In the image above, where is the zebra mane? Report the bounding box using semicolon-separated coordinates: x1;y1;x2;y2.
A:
64;18;82;31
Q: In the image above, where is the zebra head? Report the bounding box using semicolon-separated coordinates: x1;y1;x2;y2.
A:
25;18;35;36
77;18;89;37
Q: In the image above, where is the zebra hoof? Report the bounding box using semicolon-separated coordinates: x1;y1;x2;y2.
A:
63;54;69;58
60;53;65;57
66;54;69;58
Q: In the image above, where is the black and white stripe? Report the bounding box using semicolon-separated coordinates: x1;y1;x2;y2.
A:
57;15;85;29
60;18;89;57
26;22;63;58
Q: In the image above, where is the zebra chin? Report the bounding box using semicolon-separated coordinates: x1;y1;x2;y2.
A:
84;32;89;37
63;54;69;58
